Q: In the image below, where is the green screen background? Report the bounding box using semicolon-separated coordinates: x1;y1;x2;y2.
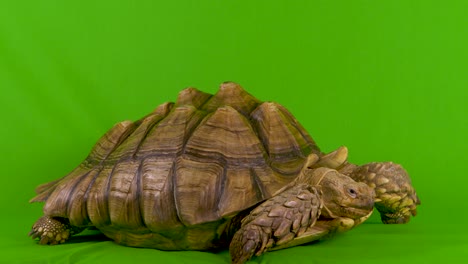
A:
1;0;467;263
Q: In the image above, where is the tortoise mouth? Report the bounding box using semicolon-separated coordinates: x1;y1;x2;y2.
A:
340;204;374;219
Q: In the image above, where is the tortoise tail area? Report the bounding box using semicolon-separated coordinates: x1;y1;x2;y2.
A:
29;120;137;203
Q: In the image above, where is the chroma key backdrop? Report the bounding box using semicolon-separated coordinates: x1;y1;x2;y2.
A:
1;1;467;263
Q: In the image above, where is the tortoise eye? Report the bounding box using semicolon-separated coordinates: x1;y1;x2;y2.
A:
347;188;358;198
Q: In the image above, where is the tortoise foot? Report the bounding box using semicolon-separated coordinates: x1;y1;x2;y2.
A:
29;216;82;245
349;162;420;224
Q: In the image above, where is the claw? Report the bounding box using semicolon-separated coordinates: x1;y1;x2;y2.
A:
29;230;40;240
39;236;50;245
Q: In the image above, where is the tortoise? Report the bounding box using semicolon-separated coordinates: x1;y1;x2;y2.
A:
29;82;420;263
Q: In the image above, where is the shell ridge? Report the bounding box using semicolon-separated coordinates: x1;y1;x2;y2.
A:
270;165;302;177
179;109;211;157
215;161;228;219
171;159;184;226
109;110;169;160
107;160;146;228
81;165;107;216
104;157;120;226
196;95;213;110
249;103;271;158
125;108;211;162
130;102;175;158
131;113;169;158
135;158;148;229
140;102;174;120
250;102;316;176
136;105;204;157
65;168;100;225
139;156;183;231
271;103;302;157
248;113;269;159
276;104;320;155
30;180;61;203
176;87;213;108
87;121;139;165
250;168;269;200
34;179;60;195
173;157;225;225
201;82;261;117
181;109;211;158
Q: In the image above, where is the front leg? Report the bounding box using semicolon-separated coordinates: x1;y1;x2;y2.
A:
229;184;322;264
29;216;85;245
342;162;420;224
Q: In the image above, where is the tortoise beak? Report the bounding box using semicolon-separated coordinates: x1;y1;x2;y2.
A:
349;189;375;218
359;198;375;214
359;185;375;211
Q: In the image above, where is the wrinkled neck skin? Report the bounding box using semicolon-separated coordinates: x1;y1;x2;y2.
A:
316;194;338;219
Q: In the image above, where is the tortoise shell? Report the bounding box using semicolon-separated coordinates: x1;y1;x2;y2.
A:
31;82;321;249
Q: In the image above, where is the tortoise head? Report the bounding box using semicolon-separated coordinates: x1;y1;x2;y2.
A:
310;167;375;219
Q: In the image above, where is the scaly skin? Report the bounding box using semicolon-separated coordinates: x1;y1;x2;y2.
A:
29;216;85;245
229;184;322;264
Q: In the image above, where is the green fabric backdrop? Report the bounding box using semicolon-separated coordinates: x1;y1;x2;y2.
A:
1;0;467;263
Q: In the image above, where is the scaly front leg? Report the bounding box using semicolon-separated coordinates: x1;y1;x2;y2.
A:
229;184;322;264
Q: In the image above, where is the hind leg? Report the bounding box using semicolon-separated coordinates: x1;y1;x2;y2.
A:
29;216;85;245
